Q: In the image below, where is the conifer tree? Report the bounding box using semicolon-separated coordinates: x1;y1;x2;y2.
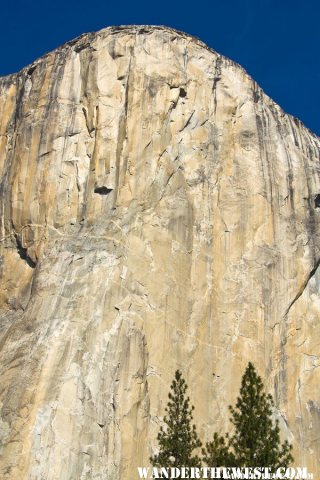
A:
202;432;235;467
150;370;202;469
228;362;293;470
202;362;293;470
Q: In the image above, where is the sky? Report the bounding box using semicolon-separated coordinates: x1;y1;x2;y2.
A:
1;0;319;136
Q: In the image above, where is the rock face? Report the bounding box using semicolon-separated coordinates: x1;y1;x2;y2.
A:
0;25;319;479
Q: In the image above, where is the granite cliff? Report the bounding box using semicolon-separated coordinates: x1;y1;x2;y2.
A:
0;25;319;479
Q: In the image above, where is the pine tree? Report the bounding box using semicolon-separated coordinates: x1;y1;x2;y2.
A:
229;362;293;470
202;362;293;470
150;370;202;469
202;432;235;467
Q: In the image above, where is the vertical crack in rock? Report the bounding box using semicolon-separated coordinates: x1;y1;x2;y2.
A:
82;106;95;137
114;56;132;207
14;234;36;268
212;56;222;115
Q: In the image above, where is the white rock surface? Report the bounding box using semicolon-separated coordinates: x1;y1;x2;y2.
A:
0;25;319;479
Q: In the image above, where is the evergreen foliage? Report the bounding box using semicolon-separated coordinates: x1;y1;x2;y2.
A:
228;362;293;469
203;362;293;470
202;432;235;467
150;370;202;468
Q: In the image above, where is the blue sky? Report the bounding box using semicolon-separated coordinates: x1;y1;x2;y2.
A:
1;0;319;135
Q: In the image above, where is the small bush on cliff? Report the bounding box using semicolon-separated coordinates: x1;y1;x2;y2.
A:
150;370;202;469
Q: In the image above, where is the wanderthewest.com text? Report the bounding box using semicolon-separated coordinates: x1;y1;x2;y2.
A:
137;466;313;479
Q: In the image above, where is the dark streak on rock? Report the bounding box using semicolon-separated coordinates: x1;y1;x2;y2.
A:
284;257;320;318
74;43;97;53
94;186;113;195
314;194;320;208
15;235;36;268
179;111;194;132
212;57;222;116
27;64;37;76
113;54;132;206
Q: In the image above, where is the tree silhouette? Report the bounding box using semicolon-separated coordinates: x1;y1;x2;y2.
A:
150;370;202;469
203;362;293;471
229;362;293;469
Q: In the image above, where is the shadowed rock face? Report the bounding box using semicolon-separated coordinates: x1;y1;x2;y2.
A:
0;25;319;479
